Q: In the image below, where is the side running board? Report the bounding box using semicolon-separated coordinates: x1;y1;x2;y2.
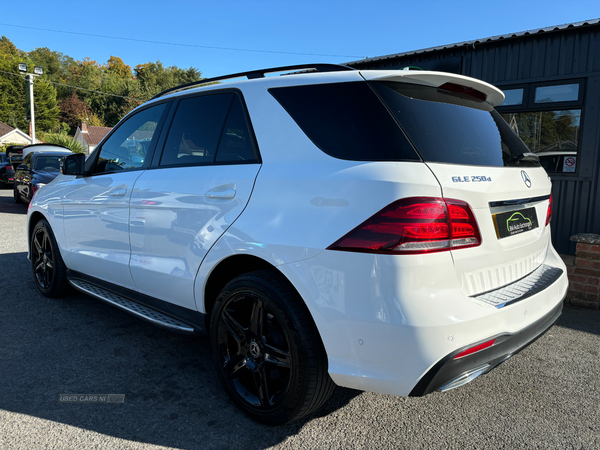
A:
69;278;196;334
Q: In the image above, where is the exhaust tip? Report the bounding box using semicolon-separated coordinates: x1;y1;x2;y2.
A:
438;364;491;392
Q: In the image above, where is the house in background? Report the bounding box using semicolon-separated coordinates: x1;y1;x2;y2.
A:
0;120;39;145
73;122;112;155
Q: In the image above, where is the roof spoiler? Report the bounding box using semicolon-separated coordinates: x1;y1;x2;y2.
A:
361;70;505;106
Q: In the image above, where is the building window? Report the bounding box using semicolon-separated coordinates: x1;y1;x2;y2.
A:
501;88;524;106
500;110;580;173
497;80;584;174
534;83;580;104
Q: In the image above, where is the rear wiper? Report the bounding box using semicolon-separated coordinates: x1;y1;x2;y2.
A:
514;152;539;165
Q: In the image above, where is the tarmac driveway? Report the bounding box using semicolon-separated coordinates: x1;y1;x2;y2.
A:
0;188;599;449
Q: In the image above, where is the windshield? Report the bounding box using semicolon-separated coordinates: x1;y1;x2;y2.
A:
371;81;539;167
34;155;64;172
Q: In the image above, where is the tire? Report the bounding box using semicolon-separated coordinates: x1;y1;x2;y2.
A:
31;219;69;298
13;185;22;203
210;270;335;425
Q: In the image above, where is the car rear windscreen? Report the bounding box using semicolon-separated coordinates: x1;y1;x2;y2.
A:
270;81;537;167
34;155;63;172
371;81;537;167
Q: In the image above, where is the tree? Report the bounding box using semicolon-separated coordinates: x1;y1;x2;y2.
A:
59;92;91;131
134;61;202;99
1;37;205;132
0;38;60;133
106;56;132;79
28;47;77;100
33;80;60;132
0;36;23;58
75;110;105;127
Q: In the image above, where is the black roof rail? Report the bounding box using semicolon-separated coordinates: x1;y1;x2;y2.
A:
151;63;356;100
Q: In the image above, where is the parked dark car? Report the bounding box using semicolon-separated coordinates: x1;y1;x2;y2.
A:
5;144;24;166
0;152;15;188
14;146;73;204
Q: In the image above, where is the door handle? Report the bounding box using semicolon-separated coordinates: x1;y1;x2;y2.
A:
205;189;236;200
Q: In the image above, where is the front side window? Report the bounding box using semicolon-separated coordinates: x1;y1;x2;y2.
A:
94;103;166;174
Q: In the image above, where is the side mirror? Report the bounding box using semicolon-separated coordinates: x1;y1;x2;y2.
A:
60;153;85;176
16;164;29;171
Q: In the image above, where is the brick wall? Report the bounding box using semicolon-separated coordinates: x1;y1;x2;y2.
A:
566;234;600;309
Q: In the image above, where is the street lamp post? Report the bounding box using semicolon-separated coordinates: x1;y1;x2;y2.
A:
18;64;43;144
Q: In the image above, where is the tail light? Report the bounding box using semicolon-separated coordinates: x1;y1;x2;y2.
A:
327;197;481;255
545;193;553;226
438;82;487;102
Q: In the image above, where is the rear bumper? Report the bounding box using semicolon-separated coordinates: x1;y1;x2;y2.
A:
280;242;568;397
409;300;563;396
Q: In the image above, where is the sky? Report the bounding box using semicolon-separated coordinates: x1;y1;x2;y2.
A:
1;1;599;79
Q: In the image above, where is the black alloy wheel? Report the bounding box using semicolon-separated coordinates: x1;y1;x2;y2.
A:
211;270;334;425
31;220;69;298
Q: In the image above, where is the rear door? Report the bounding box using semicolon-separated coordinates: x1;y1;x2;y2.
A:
369;77;553;296
128;91;261;309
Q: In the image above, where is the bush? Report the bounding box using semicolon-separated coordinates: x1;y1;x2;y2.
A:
42;134;87;153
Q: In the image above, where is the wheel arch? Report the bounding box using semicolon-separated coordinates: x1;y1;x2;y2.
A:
202;254;273;331
201;254;325;346
27;211;47;257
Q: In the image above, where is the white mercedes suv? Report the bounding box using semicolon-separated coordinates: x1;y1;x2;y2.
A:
27;64;568;425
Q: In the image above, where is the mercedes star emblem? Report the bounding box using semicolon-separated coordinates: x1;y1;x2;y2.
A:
521;170;532;188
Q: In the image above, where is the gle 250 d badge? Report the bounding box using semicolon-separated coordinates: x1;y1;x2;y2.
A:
452;175;492;183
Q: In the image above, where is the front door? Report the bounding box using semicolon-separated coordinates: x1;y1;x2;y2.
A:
62;103;167;290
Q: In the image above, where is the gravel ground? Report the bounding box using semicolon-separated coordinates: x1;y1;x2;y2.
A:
1;187;599;450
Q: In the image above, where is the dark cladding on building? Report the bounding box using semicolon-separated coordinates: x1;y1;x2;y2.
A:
347;19;600;255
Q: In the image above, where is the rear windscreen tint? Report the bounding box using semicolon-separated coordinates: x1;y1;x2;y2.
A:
371;81;537;167
268;82;420;162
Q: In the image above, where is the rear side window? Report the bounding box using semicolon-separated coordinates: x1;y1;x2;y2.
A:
269;82;420;162
371;81;537;167
160;92;258;167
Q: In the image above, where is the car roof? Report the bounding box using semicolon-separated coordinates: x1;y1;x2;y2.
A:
31;151;73;156
23;144;72;158
146;64;505;106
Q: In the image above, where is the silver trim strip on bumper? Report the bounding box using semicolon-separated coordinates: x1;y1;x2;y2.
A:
471;264;564;309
